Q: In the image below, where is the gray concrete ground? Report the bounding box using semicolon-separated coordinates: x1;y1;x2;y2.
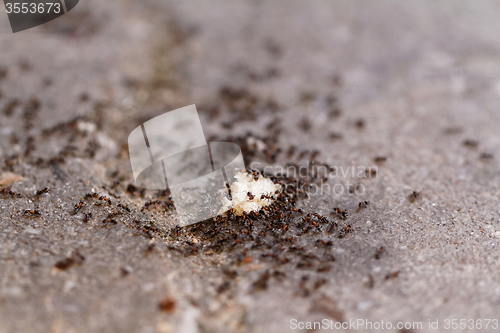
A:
1;1;500;332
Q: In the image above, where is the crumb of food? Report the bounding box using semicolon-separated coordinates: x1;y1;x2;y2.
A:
219;171;281;216
0;172;23;186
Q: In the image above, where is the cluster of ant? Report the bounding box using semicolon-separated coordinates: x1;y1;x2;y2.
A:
84;192;113;205
203;85;282;130
0;186;22;198
170;168;360;255
160;162;380;297
286;145;321;162
142;197;175;213
0;186;46;217
78;190;165;237
18;100;108;167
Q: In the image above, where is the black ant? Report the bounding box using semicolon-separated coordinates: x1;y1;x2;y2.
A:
408;191;420;203
385;271;399;280
316;239;332;247
331;207;348;219
23;209;41;217
84;193;112;205
463;139;478;148
251;270;270;291
144;200;161;209
375;246;385;259
83;213;92;223
36;187;50;196
355;118;365;129
367;275;375;288
98;196;112;205
74;201;84;213
358;201;369;209
260;193;274;201
329;132;342;140
374;156;387;163
247;192;254;201
310;150;320;160
337;225;352;239
225;183;233;200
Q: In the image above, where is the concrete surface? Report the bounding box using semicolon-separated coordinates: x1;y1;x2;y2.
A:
1;0;500;332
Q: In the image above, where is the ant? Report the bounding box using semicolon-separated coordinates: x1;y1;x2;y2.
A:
226;183;233;200
331;207;348;219
355;118;365;129
358;201;370;209
83;213;92;223
85;193;98;199
385;271;399;280
36;188;50;196
310;150;320;160
367;275;375;288
228;208;235;221
247;192;254;201
144;200;161;209
408;191;420;203
74;201;84;213
337;225;352;239
98;196;112;205
316;239;332;247
85;193;112;205
117;203;130;212
365;169;377;178
375;246;385;259
374;156;387;163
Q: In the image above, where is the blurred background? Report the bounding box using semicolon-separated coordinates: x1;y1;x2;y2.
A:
1;1;500;332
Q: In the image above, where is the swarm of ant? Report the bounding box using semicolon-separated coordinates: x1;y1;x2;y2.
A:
56;118;380;298
157;160;375;297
